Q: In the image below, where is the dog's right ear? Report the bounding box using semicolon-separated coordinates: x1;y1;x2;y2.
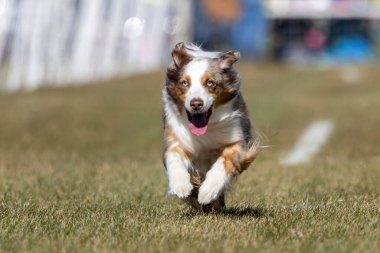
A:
220;50;240;70
171;42;191;68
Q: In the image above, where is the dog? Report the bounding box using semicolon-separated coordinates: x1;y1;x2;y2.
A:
162;42;260;212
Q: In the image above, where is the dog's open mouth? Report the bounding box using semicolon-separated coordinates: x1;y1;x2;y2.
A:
186;107;213;137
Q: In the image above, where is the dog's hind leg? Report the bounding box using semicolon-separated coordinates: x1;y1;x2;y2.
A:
201;194;226;213
183;188;201;210
184;189;225;213
182;174;202;210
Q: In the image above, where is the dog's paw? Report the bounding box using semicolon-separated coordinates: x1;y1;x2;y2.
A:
168;171;193;198
198;158;231;205
198;181;222;204
169;181;193;198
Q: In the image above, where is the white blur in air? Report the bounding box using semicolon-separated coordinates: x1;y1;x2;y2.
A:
163;16;181;35
123;17;145;39
162;16;181;35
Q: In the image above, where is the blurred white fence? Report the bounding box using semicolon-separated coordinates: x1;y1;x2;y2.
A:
0;0;191;91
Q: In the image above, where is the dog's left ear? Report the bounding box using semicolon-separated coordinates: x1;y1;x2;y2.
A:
220;51;240;70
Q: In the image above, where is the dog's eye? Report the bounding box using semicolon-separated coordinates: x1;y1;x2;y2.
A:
206;80;215;87
180;80;189;87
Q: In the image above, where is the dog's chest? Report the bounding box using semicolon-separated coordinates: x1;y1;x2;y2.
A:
165;96;243;156
180;119;243;156
188;127;240;176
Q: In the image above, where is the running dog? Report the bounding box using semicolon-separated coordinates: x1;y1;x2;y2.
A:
162;42;260;212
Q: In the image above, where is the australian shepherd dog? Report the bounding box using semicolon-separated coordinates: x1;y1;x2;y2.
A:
162;42;260;212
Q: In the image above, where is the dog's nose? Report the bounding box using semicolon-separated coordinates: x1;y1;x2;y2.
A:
190;98;204;111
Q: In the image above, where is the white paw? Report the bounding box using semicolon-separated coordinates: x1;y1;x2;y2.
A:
168;171;193;198
169;181;193;198
198;180;222;204
198;158;231;205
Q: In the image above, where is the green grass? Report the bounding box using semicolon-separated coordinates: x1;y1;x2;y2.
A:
0;64;379;252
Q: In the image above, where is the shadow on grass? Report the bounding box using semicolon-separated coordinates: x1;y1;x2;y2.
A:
222;206;265;218
183;205;266;219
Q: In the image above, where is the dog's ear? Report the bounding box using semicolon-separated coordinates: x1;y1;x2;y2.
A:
220;50;240;70
171;42;191;68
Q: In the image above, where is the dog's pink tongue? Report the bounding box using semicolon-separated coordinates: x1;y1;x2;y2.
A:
189;123;208;136
188;112;208;136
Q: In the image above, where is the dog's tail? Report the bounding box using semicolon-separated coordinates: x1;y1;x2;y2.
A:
241;138;261;171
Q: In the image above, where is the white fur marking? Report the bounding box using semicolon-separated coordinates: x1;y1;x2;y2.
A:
184;59;213;112
166;152;193;198
280;120;334;165
198;157;231;204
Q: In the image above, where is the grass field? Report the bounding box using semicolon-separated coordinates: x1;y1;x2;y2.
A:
0;64;379;252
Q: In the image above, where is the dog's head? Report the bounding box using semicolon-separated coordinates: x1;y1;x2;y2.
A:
165;42;241;136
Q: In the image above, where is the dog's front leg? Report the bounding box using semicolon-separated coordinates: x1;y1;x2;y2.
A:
198;144;243;205
164;151;193;198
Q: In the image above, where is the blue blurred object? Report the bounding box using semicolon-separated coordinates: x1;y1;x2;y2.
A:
231;0;266;59
328;35;373;63
193;0;267;59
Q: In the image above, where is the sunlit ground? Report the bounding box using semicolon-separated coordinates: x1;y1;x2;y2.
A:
0;64;379;252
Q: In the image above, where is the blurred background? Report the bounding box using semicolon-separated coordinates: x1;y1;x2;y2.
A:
1;0;380;91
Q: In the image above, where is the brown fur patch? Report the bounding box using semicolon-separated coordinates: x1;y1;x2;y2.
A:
214;87;238;108
165;43;193;111
167;74;191;108
202;71;236;109
201;60;240;108
201;73;215;89
165;79;184;111
220;141;259;175
176;75;191;102
241;138;261;171
201;72;220;102
221;143;243;176
190;175;202;188
170;146;191;161
165;73;191;111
